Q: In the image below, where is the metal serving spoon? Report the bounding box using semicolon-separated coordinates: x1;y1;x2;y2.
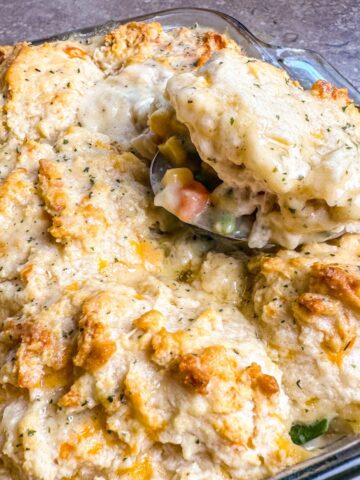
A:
150;151;255;245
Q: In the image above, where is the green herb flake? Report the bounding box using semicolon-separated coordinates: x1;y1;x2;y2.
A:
289;418;329;445
63;139;69;145
230;117;235;125
27;429;36;436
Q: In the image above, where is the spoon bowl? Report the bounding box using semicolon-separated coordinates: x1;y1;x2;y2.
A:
150;151;266;247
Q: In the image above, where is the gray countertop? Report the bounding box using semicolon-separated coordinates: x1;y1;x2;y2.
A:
0;0;359;90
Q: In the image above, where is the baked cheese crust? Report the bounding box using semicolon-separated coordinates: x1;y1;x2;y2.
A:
250;234;360;429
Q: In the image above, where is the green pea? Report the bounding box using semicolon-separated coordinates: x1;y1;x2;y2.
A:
214;213;236;235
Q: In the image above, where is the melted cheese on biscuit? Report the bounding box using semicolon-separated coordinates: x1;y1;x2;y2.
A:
250;234;360;429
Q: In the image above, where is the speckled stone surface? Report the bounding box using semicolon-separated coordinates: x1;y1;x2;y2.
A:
0;0;359;90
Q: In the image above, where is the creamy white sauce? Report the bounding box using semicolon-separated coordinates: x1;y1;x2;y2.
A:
78;61;173;150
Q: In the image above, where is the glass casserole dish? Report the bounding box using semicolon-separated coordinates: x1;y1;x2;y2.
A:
25;6;360;480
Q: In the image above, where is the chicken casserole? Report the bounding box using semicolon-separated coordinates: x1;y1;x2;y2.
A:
0;19;358;480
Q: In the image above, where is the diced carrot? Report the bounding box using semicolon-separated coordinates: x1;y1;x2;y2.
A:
177;181;209;222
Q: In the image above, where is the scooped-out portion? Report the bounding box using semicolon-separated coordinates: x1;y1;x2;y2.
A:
163;49;360;248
